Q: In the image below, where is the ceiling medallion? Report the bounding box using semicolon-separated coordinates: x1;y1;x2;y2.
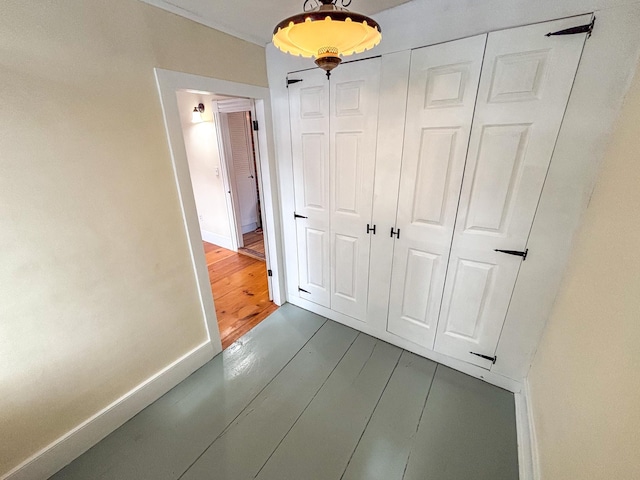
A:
273;0;382;78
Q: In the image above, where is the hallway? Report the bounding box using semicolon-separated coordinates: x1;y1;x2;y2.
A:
203;241;277;349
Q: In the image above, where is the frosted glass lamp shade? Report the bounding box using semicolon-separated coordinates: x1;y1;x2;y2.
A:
273;1;381;76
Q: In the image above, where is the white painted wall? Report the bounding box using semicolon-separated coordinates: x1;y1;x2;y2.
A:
176;91;234;249
266;0;640;385
527;57;640;480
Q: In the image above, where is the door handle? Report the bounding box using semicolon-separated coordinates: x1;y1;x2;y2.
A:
367;224;376;235
390;227;400;239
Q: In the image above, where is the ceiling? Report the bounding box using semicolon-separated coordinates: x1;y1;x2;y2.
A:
140;0;412;46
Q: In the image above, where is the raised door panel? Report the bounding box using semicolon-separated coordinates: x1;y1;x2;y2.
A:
387;35;487;349
289;69;331;307
301;133;327;210
330;58;381;321
464;124;530;233
440;258;495;341
334;132;361;214
435;15;590;368
304;228;328;289
411;128;459;226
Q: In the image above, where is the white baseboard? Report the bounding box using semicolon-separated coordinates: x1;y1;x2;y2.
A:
3;342;215;480
241;222;258;234
287;295;522;393
201;230;234;251
515;378;540;480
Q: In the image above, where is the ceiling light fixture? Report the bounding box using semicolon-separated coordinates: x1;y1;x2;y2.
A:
273;0;382;78
192;103;205;123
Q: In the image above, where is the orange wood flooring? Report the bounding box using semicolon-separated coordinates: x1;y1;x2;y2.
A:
239;230;266;260
203;241;278;349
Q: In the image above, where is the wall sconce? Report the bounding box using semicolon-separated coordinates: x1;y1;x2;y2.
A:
192;103;205;123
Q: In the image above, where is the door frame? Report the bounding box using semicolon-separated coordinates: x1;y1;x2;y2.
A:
214;103;274;298
214;104;265;250
248;103;276;299
154;68;285;352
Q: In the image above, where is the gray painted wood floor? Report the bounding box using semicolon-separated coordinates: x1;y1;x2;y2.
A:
52;304;519;480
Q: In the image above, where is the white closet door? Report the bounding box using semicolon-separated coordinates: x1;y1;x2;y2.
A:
329;58;381;321
289;69;331;307
226;111;258;232
387;35;487;349
435;15;591;368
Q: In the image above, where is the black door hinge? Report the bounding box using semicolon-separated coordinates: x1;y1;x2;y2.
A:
287;78;303;87
546;17;595;38
367;224;376;235
298;287;310;294
252;120;259;131
470;352;497;364
390;227;400;239
494;248;528;261
267;269;273;277
294;212;308;219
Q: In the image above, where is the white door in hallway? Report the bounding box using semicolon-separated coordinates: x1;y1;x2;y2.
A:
329;58;381;321
289;68;331;307
434;16;591;368
226;111;259;233
387;35;486;349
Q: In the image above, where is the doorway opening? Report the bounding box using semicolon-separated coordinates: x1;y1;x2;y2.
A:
163;79;280;351
214;100;267;262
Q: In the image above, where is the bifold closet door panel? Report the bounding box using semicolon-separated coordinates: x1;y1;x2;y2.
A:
289;69;331;307
435;15;591;368
329;58;382;321
387;35;487;349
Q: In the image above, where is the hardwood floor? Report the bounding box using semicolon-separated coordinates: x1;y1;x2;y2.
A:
53;305;518;480
203;241;277;349
238;229;266;260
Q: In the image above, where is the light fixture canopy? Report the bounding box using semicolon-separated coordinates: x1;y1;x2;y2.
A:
192;103;205;123
273;0;382;77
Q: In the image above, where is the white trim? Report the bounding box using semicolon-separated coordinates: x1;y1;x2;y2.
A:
215;98;254;113
515;379;540;480
138;0;265;46
201;229;234;251
154;68;285;307
250;101;275;300
3;342;214;480
287;295;522;393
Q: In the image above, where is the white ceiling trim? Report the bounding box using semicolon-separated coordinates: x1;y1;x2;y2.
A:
139;0;266;45
139;0;413;47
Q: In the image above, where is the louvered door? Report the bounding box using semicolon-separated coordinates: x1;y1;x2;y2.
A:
226;111;258;232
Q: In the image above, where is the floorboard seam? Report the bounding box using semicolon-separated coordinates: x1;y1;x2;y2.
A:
339;345;403;480
401;363;439;480
252;332;362;480
354;341;377;380
176;318;329;480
